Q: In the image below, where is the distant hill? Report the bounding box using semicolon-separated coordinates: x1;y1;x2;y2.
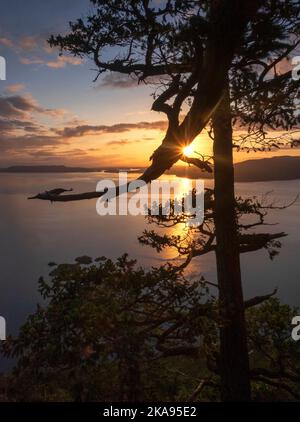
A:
1;157;300;182
234;156;300;182
171;156;300;182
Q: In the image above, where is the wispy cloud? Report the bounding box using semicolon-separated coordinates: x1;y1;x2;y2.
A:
20;54;83;68
18;35;40;51
5;84;26;94
96;73;165;90
0;134;63;153
19;57;45;65
27;147;87;159
0;37;14;48
55;121;167;138
0;91;69;163
46;55;82;68
105;139;143;148
0;117;41;133
0;94;66;119
96;73;138;89
0;35;42;52
1;35;83;69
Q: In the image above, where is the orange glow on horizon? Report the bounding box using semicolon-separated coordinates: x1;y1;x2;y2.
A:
33;128;300;169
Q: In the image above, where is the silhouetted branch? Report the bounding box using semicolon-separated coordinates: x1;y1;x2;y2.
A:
244;288;278;309
181;155;213;173
239;232;287;253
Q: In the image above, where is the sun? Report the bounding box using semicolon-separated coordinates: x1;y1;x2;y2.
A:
182;145;194;156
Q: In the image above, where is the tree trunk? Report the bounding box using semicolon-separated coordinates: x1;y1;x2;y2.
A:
212;86;251;401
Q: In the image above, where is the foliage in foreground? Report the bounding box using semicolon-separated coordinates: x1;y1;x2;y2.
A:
1;255;299;402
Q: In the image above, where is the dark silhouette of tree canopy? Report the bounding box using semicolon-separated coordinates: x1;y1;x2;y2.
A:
1;253;300;401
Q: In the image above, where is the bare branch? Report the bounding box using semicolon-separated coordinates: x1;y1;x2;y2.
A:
244;288;278;309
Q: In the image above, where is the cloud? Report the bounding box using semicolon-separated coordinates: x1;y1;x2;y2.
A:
27;148;87;159
105;139;143;148
0;34;82;69
20;55;82;68
0;116;162;163
96;73;138;89
0;91;68;164
20;57;44;65
0;118;41;133
55;121;167;138
0;95;41;118
46;55;83;68
5;84;26;94
18;36;39;51
43;107;67;118
0;134;63;153
0;37;14;48
0;94;66;119
96;73;166;90
106;139;134;146
0;35;42;52
20;54;82;68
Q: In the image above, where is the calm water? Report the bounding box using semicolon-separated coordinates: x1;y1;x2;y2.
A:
0;172;299;370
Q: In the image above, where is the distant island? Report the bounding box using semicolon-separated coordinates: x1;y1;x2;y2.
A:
170;156;300;182
0;156;300;182
235;156;300;182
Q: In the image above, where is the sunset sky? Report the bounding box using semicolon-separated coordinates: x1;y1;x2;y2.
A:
0;0;299;168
